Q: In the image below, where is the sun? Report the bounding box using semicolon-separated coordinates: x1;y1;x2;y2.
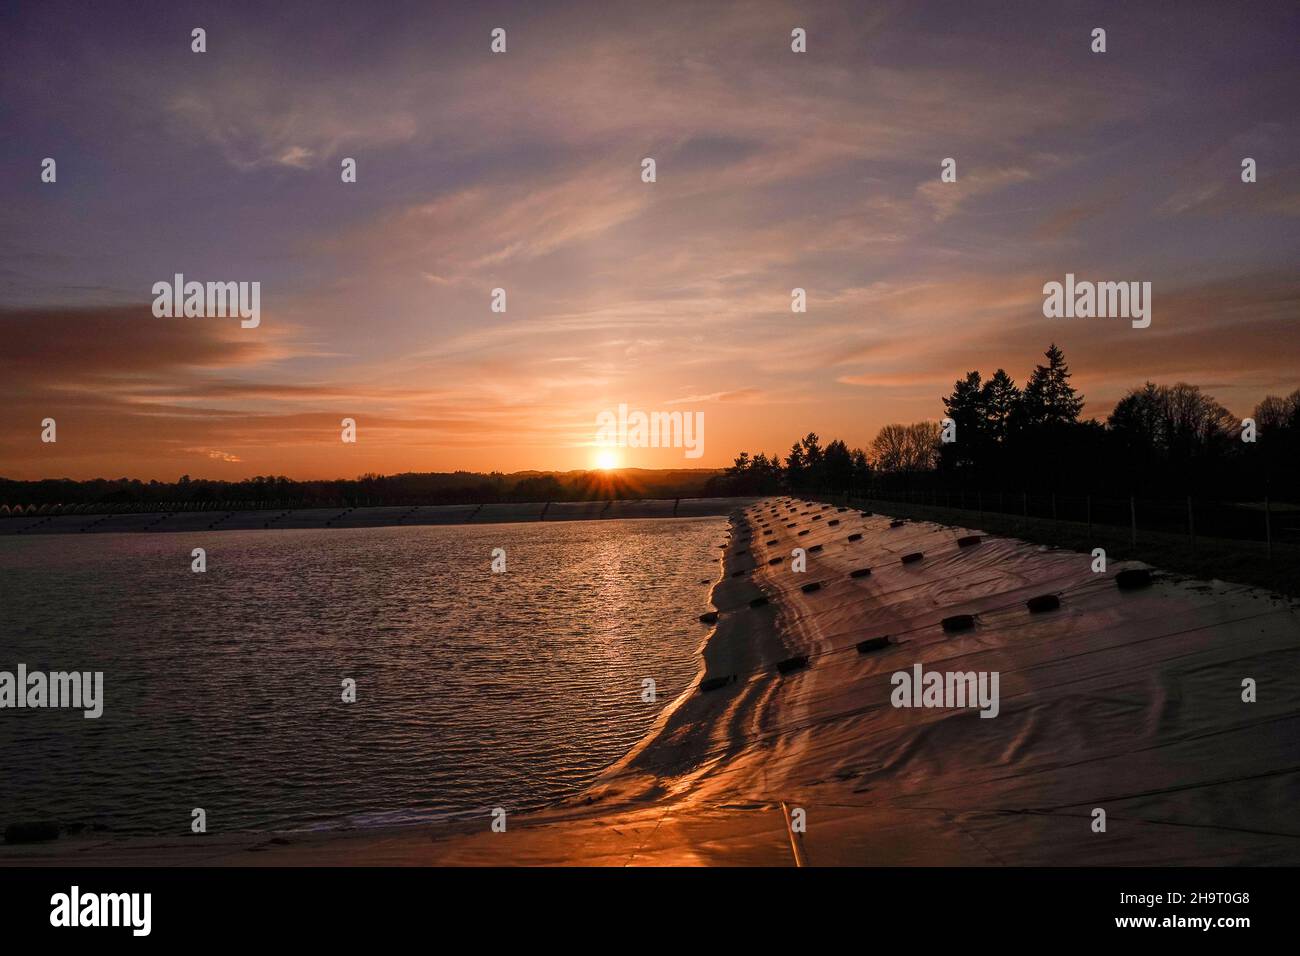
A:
594;449;620;470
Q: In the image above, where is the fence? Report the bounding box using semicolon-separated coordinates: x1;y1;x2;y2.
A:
804;486;1298;597
870;488;1285;553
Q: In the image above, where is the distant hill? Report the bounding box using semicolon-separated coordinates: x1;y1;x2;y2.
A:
0;468;726;509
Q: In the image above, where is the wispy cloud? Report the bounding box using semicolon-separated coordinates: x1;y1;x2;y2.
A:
2;0;1297;478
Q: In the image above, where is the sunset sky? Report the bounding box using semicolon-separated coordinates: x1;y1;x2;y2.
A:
2;0;1297;480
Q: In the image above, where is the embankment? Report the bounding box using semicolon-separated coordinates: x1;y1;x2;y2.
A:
6;495;1298;866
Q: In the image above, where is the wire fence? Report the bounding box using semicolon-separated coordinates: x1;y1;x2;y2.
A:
830;487;1290;551
803;487;1299;597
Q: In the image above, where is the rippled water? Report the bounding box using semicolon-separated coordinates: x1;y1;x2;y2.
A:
0;518;725;835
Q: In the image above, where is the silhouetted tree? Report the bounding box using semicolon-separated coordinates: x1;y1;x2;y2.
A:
823;439;854;492
784;441;807;490
1021;343;1083;429
1108;382;1238;493
940;370;986;472
981;369;1021;445
1247;388;1300;494
798;433;824;488
871;422;940;473
850;447;871;493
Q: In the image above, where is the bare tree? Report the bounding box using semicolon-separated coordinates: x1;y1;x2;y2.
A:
870;421;941;473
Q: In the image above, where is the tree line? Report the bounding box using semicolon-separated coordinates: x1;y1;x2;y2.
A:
708;344;1300;501
0;468;721;509
7;343;1296;509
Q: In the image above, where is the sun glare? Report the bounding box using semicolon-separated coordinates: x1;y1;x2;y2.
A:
595;450;620;470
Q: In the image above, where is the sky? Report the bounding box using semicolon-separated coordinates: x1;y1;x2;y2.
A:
2;0;1297;481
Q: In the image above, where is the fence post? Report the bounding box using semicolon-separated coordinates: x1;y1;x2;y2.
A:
1051;493;1058;534
1187;496;1195;554
1086;495;1092;537
977;491;983;522
1022;492;1028;530
1265;496;1273;560
1130;495;1137;547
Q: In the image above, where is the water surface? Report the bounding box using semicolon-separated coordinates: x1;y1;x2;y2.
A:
0;518;724;834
